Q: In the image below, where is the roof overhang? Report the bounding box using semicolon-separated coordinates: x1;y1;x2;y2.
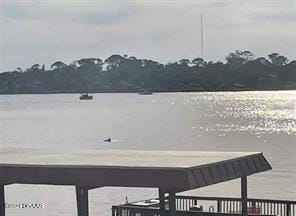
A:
0;149;272;192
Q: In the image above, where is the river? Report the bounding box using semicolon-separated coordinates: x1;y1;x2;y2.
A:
0;91;295;215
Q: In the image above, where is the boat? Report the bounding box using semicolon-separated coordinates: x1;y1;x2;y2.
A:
79;93;93;100
138;90;153;95
104;138;111;142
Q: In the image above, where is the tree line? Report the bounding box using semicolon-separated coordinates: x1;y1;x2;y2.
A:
0;50;295;94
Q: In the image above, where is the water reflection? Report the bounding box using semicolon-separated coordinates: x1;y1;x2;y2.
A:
0;91;295;215
185;91;296;135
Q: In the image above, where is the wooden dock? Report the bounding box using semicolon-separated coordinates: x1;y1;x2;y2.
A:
0;149;272;216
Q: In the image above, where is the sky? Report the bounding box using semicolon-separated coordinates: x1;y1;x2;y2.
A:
0;0;295;72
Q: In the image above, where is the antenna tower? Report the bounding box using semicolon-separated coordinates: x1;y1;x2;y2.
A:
201;15;204;59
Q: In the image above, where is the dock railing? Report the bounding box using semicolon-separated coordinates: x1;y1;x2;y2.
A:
175;196;296;216
112;196;296;216
112;205;245;216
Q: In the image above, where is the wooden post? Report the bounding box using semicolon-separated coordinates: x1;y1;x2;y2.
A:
217;200;222;212
286;202;291;216
168;191;176;216
0;185;5;216
194;199;197;206
159;188;166;216
76;186;89;216
112;206;116;216
241;177;248;216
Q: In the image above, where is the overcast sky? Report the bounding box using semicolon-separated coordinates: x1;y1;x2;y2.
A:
0;0;295;72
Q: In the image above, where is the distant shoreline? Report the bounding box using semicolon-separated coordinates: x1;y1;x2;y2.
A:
0;88;295;95
1;52;296;96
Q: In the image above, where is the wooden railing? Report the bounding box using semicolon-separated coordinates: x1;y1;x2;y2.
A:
112;196;296;216
175;196;296;216
112;205;244;216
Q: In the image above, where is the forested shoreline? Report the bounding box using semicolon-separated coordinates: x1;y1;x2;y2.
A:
1;50;295;94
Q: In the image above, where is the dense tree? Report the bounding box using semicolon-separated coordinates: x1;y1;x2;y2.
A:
50;61;67;69
254;57;270;65
31;64;41;70
104;55;125;70
225;50;255;67
179;59;190;65
0;51;295;94
268;53;289;66
192;58;206;67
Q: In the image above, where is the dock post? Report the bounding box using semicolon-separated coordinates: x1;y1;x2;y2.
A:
76;186;89;216
286;202;291;216
168;191;176;216
0;185;5;216
159;188;166;216
241;177;248;216
217;200;222;212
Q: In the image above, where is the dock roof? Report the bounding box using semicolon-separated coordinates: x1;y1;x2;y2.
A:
0;149;271;191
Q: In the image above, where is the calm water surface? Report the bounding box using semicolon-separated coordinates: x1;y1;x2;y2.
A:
0;91;295;216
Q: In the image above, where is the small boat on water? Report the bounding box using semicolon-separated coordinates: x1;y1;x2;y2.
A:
79;93;93;100
104;138;111;142
138;90;153;95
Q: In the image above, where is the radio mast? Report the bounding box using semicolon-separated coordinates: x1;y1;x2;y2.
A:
201;15;204;59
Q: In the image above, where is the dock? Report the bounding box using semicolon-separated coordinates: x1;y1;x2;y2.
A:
0;149;291;216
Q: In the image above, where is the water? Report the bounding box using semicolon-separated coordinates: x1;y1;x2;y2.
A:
0;91;295;215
